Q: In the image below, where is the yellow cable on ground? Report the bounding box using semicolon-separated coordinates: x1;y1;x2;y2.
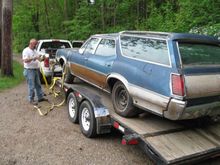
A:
33;64;67;116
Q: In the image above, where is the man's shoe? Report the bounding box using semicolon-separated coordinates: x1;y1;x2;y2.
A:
38;97;48;102
30;100;38;105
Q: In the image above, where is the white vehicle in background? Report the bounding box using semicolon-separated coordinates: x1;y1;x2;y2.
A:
36;39;72;83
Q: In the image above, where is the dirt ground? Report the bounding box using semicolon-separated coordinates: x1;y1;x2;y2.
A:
0;81;154;165
0;57;219;165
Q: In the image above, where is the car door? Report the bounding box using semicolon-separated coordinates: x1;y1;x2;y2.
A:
71;37;100;79
85;38;116;88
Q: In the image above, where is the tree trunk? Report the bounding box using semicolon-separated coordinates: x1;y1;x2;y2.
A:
44;0;52;37
64;0;68;20
0;0;2;68
101;1;105;31
1;0;13;76
32;0;39;38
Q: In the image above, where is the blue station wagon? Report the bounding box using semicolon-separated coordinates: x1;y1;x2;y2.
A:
56;31;220;120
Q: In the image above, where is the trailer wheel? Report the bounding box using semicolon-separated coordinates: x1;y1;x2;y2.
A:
79;100;97;138
112;81;137;117
67;92;79;123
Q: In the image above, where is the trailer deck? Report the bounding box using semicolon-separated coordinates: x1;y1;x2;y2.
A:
57;80;220;164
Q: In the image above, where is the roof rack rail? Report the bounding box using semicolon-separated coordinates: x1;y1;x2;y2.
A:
119;31;170;36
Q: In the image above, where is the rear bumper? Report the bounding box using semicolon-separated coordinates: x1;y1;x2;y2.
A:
40;65;62;77
164;99;220;120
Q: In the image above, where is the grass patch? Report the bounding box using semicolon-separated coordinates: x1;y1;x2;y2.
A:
0;60;24;91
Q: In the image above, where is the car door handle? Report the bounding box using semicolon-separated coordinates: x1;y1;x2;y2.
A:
84;57;88;61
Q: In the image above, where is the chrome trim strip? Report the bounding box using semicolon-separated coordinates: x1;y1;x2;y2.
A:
176;42;183;68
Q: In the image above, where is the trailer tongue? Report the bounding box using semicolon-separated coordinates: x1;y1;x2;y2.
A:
57;80;220;164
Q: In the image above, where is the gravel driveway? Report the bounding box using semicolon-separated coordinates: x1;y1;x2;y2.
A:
0;56;219;165
0;81;153;165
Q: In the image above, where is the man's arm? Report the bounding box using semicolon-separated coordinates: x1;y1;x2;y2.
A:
23;56;39;63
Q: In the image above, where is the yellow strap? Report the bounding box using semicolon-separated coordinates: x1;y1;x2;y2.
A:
40;66;49;88
33;64;66;116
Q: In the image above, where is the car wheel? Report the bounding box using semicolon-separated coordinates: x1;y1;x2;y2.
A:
112;81;137;117
67;92;79;123
63;65;75;83
79;100;97;138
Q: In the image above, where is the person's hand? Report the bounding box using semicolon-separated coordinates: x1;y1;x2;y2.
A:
39;54;45;61
32;56;38;61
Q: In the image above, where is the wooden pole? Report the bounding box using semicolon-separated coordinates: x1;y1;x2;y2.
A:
0;0;2;68
1;0;13;76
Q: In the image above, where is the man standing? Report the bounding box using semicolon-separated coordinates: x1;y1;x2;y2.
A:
22;38;47;105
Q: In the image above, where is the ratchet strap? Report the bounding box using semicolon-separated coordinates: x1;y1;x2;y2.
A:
33;63;67;116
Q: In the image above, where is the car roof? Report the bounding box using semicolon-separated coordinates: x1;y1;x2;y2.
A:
38;39;71;43
120;31;220;44
92;33;119;39
92;31;219;45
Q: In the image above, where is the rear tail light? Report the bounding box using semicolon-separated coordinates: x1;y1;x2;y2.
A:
44;57;49;68
171;74;185;96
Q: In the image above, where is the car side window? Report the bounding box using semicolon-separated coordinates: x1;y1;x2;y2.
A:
84;38;100;54
95;39;116;56
120;36;170;66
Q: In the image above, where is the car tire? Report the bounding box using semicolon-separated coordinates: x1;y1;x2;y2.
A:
112;81;138;117
63;65;75;83
79;100;97;138
67;92;79;123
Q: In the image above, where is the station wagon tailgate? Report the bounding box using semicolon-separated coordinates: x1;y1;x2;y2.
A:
166;41;220;120
178;42;220;99
184;73;220;98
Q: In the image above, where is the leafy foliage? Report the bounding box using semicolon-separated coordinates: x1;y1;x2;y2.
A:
0;60;24;91
13;0;220;52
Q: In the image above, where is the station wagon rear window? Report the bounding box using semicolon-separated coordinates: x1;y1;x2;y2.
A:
120;36;170;66
179;43;220;67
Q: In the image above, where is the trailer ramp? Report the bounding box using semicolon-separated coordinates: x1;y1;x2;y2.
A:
111;112;220;164
59;80;220;164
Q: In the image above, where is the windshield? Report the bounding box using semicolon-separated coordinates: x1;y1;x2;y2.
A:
178;43;220;67
40;41;71;49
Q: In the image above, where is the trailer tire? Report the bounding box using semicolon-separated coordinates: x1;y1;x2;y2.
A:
67;92;79;123
79;100;97;138
112;81;138;117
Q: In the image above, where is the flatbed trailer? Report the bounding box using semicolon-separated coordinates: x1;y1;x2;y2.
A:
56;80;220;165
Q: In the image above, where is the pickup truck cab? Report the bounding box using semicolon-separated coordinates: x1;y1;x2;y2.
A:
56;31;220;120
36;39;72;83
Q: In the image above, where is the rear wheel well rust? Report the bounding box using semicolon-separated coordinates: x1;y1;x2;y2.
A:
108;78;119;92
